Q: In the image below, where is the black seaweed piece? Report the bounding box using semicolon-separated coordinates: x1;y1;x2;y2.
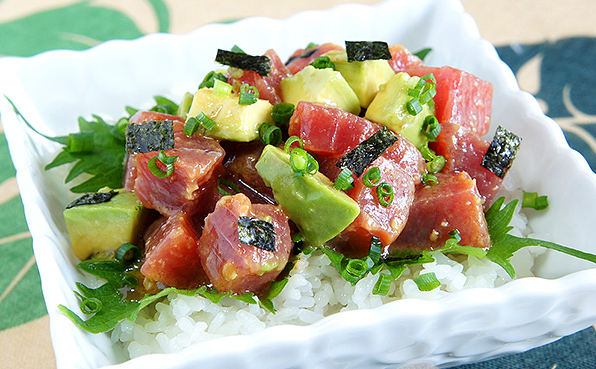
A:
125;120;175;154
238;216;276;252
66;190;118;209
345;41;391;62
336;126;398;177
481;125;522;179
285;47;319;65
215;49;271;76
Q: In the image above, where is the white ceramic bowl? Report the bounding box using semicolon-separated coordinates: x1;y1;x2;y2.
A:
2;0;596;368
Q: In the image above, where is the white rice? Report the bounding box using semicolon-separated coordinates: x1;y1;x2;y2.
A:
111;171;540;359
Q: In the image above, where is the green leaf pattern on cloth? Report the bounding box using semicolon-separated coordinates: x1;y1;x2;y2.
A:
0;0;171;331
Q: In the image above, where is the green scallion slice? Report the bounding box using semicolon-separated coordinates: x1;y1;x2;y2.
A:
333;167;355;191
372;273;392;296
422;115;441;140
376;182;394;207
258;122;282;146
195;112;217;131
362;166;381;187
212;79;233;97
414;272;441;292
289;147;318;177
310;56;335;70
406;98;423;115
427;155;446;174
284;136;304;154
199;71;228;89
238;83;259;105
368;236;383;264
522;191;549;210
217;178;241;196
80;297;103;315
66;131;95;154
147;150;178;178
342;259;370;284
272;102;295;125
421;173;438;185
115;243;141;265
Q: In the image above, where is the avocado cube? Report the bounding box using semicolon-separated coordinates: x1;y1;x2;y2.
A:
64;191;149;260
280;65;361;115
187;88;274;142
255;145;360;246
324;50;395;108
365;72;435;148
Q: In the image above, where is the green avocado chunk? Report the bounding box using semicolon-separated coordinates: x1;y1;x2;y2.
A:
324;50;395;108
365;72;435;148
280;65;361;115
255;145;360;246
64;190;150;260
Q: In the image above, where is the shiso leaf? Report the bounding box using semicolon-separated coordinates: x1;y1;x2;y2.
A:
345;41;391;62
485;197;596;278
413;47;432;61
336;126;398;177
125;120;175;154
481;126;522;179
215;49;271;76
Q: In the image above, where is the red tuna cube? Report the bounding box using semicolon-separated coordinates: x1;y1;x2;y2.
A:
141;214;209;289
389;172;491;254
198;193;292;294
407;66;493;136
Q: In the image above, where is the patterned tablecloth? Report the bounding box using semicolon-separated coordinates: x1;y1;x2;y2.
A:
1;1;595;368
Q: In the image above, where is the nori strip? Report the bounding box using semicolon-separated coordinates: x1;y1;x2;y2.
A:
345;41;392;62
238;216;276;252
481;126;522;179
66;190;118;209
215;49;271;76
285;47;319;65
336;126;398;177
125;120;175;154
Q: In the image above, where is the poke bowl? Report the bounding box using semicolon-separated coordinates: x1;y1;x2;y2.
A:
1;0;596;368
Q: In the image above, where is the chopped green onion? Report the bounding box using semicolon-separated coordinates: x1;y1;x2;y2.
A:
333;168;355;191
421;173;438;185
422;115;441;140
414;272;441;291
183;117;200;136
239;83;259;105
212;79;233;97
419;83;437;104
413;47;432;61
522;191;549;210
310;56;335;70
362;167;381;187
292;233;305;244
342;259;370;284
372;273;392;295
284;136;304;154
406;98;423;115
199;71;228;89
217;178;240;196
376;182;394;207
272;102;295;125
147;150;178;178
188;112;217;132
67;131;95;154
80;297;103;315
177;92;194;120
448;229;462;243
368;236;383;264
289;147;318;177
258;122;282;146
427;155;446;174
421;73;437;85
115;243;140;265
231;44;245;53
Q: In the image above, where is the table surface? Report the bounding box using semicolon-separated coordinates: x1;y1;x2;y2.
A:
1;1;595;368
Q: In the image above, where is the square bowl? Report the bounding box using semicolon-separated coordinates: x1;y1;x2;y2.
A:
2;0;596;367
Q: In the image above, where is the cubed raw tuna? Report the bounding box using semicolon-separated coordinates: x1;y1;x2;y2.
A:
388;44;424;72
430;121;503;208
285;43;343;75
407;66;493;136
124;111;226;216
389;172;491;254
141;214;208;289
288;101;379;156
228;49;291;105
198;193;292;294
